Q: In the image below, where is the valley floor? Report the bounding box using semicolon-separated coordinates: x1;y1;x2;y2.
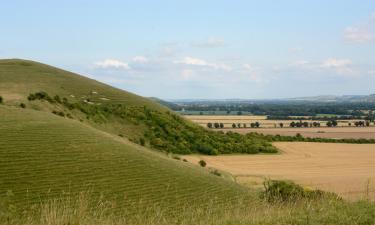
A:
183;142;375;200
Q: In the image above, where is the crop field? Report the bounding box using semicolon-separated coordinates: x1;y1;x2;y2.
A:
0;105;249;213
184;115;375;139
233;127;375;139
183;142;375;200
184;115;364;128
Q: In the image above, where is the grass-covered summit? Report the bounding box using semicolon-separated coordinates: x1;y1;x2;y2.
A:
0;59;276;154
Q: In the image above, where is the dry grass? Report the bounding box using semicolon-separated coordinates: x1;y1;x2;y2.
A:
183;142;375;200
2;191;375;225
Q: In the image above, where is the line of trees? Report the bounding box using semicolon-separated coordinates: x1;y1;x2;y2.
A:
207;123;224;129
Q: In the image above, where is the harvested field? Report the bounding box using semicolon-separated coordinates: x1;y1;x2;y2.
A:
183;142;375;200
184;115;366;129
232;127;375;139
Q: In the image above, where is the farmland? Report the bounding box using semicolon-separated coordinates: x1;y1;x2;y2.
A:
1;59;375;224
235;127;375;139
183;142;375;200
185;115;375;139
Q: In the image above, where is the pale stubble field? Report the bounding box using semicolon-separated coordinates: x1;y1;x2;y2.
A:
184;142;375;200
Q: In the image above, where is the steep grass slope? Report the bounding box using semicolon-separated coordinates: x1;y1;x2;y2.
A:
0;59;277;154
0;59;164;110
0;105;248;212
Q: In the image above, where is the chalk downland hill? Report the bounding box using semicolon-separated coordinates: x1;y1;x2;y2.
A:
0;59;277;155
0;59;250;212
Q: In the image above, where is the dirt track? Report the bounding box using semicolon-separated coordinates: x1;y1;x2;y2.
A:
183;142;375;200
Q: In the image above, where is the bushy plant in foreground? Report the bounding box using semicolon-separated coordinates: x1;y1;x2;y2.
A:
262;180;335;203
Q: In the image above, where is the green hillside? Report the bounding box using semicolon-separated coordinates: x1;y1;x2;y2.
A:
0;59;164;110
0;59;277;154
0;105;248;213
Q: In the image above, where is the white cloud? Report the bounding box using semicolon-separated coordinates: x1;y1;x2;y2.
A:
181;69;194;80
95;59;130;70
344;12;375;43
191;37;225;48
322;58;352;68
321;58;356;76
289;47;303;53
291;60;309;66
132;56;148;63
174;57;231;71
344;26;374;43
243;64;253;71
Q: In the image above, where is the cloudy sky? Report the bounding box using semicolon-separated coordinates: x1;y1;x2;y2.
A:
1;0;375;99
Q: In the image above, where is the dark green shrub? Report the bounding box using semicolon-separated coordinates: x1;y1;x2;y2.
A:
19;103;26;108
0;96;3;104
199;160;206;167
262;180;332;202
263;180;304;202
52;110;65;117
139;138;145;146
54;95;62;104
210;170;221;176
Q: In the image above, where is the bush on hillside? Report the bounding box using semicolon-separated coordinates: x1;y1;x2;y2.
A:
199;160;207;167
52;110;65;117
262;180;333;203
19;103;26;108
0;96;3;104
28;91;54;103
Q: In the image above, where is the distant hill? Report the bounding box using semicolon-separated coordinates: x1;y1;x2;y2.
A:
288;94;375;102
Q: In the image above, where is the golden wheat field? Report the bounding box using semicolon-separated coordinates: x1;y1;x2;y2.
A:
233;127;375;139
184;115;375;139
183;142;375;200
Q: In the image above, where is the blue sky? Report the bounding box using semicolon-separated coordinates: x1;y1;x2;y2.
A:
1;0;375;99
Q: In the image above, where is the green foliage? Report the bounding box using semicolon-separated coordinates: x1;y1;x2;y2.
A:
266;132;375;144
28;91;278;155
52;110;65;117
199;160;207;167
28;91;54;102
0;96;3;104
262;180;329;202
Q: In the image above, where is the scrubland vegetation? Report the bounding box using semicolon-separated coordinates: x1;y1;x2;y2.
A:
26;91;277;154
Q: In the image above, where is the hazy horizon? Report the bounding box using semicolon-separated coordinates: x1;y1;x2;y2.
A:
1;0;375;99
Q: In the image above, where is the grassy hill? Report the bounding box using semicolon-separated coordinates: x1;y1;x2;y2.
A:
0;59;277;154
0;105;249;213
2;59;375;224
0;59;164;109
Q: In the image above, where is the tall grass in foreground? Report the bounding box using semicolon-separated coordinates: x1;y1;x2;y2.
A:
1;192;374;225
